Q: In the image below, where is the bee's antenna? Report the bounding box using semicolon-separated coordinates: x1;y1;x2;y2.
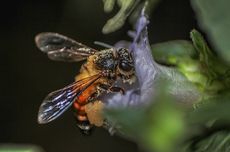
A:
94;41;113;49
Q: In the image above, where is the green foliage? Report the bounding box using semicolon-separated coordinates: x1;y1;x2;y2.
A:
188;94;230;125
151;30;230;96
103;0;116;13
191;0;230;63
181;132;230;152
151;40;197;65
101;1;230;152
102;0;137;34
105;81;185;152
142;91;185;152
190;30;230;95
180;94;230;152
193;132;230;152
0;145;43;152
102;0;161;34
150;40;203;88
190;29;229;79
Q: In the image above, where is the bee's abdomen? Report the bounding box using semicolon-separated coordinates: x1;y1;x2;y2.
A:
77;120;93;135
73;98;93;134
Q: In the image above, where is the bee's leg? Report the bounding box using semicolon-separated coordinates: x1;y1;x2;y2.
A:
102;120;118;135
109;87;125;95
98;84;125;94
72;103;94;135
97;84;110;92
87;92;99;102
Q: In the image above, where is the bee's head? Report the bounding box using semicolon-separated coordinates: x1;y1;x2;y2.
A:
116;48;135;84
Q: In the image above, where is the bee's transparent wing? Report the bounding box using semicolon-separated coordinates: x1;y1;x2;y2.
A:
38;74;101;124
35;32;97;62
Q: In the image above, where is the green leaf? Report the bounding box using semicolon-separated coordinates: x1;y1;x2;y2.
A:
104;81;185;152
178;93;230;152
150;40;207;92
151;40;197;65
180;132;230;152
188;94;230;125
143;99;185;152
190;29;230;93
102;0;161;34
104;106;146;138
191;0;230;63
102;0;116;13
190;29;218;83
194;132;230;152
102;0;136;34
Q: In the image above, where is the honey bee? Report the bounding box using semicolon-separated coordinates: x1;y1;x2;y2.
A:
35;33;136;134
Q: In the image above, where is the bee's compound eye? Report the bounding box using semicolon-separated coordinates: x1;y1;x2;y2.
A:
119;62;133;72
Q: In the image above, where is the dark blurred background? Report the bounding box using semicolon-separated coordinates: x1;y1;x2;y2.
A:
0;0;197;152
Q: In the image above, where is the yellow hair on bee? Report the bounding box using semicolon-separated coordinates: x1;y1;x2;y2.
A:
75;55;99;81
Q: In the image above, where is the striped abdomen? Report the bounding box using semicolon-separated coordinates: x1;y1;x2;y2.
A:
73;84;97;134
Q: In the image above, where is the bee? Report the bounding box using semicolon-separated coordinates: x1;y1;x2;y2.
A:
35;33;136;134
